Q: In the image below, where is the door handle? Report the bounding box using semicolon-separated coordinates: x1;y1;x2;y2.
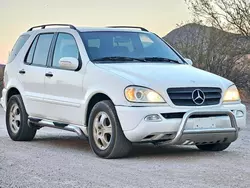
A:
45;72;53;77
19;69;26;74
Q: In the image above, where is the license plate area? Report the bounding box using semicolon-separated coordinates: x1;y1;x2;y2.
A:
192;117;216;129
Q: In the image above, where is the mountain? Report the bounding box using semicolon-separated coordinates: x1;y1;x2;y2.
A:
163;23;220;41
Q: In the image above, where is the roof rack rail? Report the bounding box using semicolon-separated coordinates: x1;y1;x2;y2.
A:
28;24;77;31
107;26;149;32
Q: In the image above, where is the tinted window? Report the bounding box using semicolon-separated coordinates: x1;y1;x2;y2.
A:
25;36;39;64
113;36;134;52
80;31;184;63
52;33;79;68
33;34;54;66
8;35;30;63
88;39;100;48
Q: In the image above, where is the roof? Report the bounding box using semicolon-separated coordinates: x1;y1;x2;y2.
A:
76;27;148;33
26;24;149;34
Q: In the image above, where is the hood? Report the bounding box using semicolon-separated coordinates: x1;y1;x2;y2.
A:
95;63;233;91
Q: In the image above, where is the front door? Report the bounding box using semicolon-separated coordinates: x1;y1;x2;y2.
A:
43;33;84;125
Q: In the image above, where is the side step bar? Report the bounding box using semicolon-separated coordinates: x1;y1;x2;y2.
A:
28;118;88;139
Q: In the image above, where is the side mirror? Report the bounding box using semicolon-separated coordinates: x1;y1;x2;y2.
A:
59;57;79;71
184;58;193;66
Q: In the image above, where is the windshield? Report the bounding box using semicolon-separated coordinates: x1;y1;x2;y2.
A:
80;31;184;64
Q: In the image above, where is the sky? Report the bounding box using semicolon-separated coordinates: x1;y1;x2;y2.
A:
0;0;191;63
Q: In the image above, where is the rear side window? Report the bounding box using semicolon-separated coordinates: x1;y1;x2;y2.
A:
8;35;30;63
25;36;39;64
32;34;54;66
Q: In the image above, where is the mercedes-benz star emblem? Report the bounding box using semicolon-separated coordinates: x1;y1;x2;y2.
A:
192;89;205;105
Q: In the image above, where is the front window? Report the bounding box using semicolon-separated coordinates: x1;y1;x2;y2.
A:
80;31;184;64
52;33;79;69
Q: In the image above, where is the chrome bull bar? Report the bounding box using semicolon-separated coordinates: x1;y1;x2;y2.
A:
165;109;238;145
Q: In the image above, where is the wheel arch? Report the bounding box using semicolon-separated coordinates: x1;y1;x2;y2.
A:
6;87;21;103
85;93;114;126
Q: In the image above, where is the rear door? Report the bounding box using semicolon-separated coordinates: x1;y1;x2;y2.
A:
43;33;84;125
18;33;54;117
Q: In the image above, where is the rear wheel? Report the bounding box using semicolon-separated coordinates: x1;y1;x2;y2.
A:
88;100;132;159
6;95;36;141
196;143;231;151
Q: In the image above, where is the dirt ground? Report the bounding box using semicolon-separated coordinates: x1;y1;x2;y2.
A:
0;104;249;188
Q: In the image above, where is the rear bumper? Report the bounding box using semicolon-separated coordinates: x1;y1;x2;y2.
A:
1;88;7;111
116;103;246;143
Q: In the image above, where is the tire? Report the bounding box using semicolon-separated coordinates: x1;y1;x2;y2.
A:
88;100;132;159
196;143;231;151
6;95;36;141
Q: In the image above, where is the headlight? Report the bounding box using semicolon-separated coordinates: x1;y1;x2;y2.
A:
223;85;240;102
125;86;165;103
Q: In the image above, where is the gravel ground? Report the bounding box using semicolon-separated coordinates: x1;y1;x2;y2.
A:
0;105;249;188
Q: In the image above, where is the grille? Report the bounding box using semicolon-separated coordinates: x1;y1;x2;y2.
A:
167;87;222;106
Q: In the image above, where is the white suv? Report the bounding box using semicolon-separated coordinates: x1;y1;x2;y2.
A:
1;24;246;158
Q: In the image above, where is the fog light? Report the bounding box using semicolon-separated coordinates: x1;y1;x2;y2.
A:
144;114;162;122
236;110;244;118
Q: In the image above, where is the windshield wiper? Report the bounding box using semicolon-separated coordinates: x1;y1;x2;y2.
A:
144;57;180;64
92;56;146;62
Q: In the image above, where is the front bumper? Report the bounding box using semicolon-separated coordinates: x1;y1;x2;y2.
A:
116;103;246;143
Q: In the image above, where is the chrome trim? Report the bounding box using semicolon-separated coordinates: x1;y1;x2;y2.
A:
183;128;236;134
43;98;81;107
192;89;205;105
164;109;238;144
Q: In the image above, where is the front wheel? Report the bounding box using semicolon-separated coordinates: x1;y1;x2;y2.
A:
196;143;231;151
6;95;36;141
88;100;132;159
